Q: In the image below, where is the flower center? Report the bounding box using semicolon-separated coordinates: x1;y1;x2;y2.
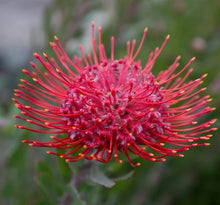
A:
61;59;170;151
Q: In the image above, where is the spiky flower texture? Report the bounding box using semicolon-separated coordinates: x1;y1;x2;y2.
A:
14;23;216;167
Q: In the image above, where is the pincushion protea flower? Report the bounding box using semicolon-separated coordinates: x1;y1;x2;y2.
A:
13;22;216;167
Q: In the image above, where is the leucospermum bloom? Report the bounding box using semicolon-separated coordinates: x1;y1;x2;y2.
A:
14;22;216;167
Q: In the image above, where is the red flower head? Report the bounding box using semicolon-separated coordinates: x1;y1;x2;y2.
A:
14;22;216;167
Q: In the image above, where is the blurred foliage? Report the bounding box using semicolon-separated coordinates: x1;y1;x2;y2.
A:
1;0;220;204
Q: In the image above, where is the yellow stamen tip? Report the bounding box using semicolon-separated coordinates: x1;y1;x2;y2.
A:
137;162;141;166
50;42;56;46
211;119;217;124
193;143;198;146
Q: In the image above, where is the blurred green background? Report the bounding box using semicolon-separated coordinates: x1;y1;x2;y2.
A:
0;0;220;204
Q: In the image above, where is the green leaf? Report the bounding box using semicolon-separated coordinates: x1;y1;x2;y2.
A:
6;143;26;168
56;148;72;183
35;161;64;204
65;185;87;205
113;170;135;182
90;164;115;188
37;161;53;175
6;129;30;168
35;173;56;205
